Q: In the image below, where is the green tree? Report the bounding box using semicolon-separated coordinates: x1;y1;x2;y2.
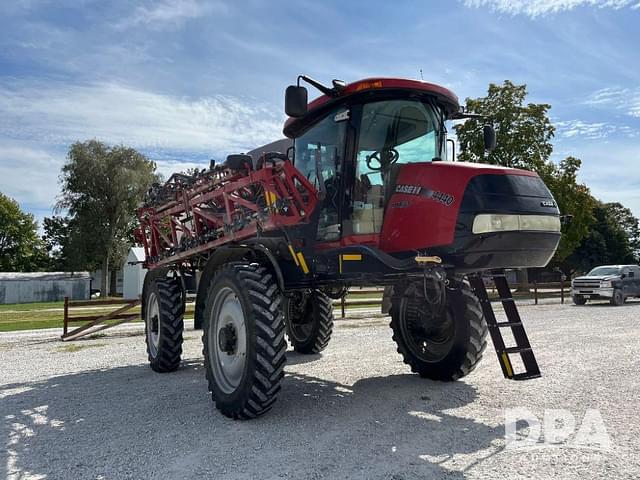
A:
454;81;594;284
42;216;69;270
57;140;158;295
564;202;637;273
454;80;555;177
42;215;97;271
544;157;596;263
604;202;640;261
0;192;47;271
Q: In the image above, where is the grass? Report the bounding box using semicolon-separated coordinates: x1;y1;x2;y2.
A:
54;343;108;353
0;297;135;312
0;301;194;333
0;300;66;312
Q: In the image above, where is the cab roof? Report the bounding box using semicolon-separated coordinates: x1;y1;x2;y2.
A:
283;77;460;138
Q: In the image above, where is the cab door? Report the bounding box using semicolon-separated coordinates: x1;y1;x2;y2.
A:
621;267;634;298
293;107;350;242
630;266;640;297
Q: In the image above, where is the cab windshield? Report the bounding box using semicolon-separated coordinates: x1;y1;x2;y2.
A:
345;99;445;237
587;267;621;276
356;99;444;173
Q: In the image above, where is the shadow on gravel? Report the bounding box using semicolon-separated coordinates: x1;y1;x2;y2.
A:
1;359;504;479
573;299;640;308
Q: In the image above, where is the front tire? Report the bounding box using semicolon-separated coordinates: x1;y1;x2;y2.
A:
284;290;334;354
144;277;184;373
610;290;625;306
573;295;587;305
203;263;286;419
390;280;487;381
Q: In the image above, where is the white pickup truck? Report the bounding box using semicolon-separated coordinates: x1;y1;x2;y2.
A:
571;264;640;306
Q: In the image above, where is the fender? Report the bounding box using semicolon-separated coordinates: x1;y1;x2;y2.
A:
193;244;286;329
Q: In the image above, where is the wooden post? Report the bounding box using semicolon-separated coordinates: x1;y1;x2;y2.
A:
63;296;69;336
534;281;538;305
341;296;345;318
560;277;565;304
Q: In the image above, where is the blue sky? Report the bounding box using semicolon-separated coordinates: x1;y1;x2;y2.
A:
1;0;640;225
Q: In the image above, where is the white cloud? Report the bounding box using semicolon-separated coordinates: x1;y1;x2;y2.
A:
463;0;640;17
0;80;285;215
555;119;638;139
115;0;222;31
0;145;63;211
584;86;640;118
0;81;284;156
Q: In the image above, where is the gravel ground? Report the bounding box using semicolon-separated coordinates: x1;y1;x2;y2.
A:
1;300;639;479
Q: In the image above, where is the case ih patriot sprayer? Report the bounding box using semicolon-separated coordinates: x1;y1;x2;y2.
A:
136;76;561;419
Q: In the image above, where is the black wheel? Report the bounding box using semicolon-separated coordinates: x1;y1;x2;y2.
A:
610;290;625;306
390;280;487;381
573;295;587;305
144;277;184;372
202;262;286;419
284;290;334;354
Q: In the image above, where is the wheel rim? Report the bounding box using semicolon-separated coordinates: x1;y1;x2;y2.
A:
399;298;455;363
146;291;160;357
208;286;247;394
286;293;314;343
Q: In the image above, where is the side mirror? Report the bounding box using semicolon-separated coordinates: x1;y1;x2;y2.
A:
285;85;308;117
483;124;496;151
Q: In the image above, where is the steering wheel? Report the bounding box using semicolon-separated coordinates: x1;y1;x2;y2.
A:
366;149;399;171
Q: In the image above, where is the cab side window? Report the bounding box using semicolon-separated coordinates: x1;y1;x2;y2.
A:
294;110;347;241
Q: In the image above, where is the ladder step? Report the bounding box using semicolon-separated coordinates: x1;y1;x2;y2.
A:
503;346;532;354
470;273;541;380
491;321;523;328
512;372;542;381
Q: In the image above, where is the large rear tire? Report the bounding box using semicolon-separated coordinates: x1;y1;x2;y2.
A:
284;290;334;354
390;280;487;381
203;262;286;419
144;277;184;373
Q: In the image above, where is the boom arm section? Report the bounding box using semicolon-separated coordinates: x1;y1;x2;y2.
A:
135;159;319;269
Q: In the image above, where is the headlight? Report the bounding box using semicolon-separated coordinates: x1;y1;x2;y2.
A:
600;280;612;288
472;214;561;234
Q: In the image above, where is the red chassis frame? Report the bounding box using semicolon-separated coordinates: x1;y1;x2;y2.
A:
136;160;319;270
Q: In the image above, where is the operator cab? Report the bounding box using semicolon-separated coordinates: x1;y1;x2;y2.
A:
284;78;456;243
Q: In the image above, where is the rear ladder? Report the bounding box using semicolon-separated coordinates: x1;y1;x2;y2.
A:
468;272;541;380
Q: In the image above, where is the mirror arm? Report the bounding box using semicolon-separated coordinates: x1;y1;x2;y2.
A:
298;75;342;98
314;147;326;200
449;111;484;120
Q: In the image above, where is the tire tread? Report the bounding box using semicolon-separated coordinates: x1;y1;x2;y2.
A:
203;262;286;419
390;280;488;381
145;277;184;373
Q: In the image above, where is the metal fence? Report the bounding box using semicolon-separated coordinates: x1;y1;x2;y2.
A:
62;297;141;341
334;280;568;318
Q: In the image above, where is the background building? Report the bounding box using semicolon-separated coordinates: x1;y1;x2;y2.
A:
122;247;147;300
0;272;90;304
